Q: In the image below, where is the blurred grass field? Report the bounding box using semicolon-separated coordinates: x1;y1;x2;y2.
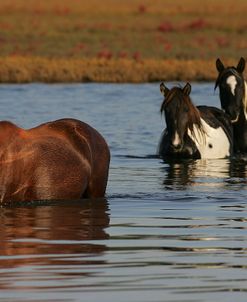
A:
0;0;246;82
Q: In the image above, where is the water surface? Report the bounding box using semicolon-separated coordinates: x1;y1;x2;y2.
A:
0;83;246;302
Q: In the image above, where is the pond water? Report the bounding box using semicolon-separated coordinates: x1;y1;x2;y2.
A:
0;83;246;302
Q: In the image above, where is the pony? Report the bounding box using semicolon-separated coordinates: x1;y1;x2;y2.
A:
0;118;110;203
215;57;247;153
158;82;233;159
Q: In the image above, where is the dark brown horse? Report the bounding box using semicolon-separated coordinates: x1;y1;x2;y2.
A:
0;118;110;203
215;57;247;153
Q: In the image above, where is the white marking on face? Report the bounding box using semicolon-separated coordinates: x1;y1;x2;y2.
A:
172;131;181;147
226;75;237;96
188;118;230;159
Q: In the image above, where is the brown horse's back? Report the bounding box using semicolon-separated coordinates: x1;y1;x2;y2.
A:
0;119;110;203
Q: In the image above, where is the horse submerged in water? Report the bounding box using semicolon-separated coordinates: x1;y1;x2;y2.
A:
215;57;247;153
0;118;110;203
158;82;233;159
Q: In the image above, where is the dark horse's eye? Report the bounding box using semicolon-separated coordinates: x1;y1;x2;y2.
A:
220;81;228;89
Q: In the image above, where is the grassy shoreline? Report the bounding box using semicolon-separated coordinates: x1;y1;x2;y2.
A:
0;56;234;83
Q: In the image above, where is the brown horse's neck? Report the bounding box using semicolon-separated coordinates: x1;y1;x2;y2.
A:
0;121;20;131
0;121;22;148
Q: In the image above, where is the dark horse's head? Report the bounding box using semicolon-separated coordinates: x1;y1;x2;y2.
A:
215;57;246;123
160;82;203;152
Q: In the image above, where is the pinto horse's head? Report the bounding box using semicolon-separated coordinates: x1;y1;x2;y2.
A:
160;82;202;152
215;57;246;123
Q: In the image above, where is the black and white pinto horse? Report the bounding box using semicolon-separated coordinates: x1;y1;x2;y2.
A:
158;83;233;159
215;57;247;153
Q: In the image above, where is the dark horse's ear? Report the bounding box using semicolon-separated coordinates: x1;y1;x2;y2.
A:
236;57;245;73
216;58;225;73
182;83;191;96
160;83;169;97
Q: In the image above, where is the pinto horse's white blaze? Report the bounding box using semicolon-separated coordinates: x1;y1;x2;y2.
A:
226;75;237;96
172;131;181;147
188;118;230;159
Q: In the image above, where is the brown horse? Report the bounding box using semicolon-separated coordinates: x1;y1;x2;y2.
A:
0;118;110;203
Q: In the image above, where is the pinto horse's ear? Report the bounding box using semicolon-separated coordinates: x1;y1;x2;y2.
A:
237;57;245;73
216;58;225;73
182;83;191;96
160;83;169;97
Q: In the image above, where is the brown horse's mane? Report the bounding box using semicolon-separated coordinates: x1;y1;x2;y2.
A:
160;87;206;141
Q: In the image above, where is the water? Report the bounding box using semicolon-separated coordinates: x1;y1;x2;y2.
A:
0;83;246;302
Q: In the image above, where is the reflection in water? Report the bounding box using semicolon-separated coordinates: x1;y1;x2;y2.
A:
162;157;247;190
0;199;110;272
229;156;247;184
162;159;196;188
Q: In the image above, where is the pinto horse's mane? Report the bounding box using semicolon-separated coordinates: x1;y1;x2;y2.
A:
160;86;206;142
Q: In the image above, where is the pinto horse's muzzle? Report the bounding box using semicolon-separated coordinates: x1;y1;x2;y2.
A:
169;132;184;152
170;141;183;152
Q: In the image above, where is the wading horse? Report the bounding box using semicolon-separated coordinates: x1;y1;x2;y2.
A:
215;57;247;153
158;83;233;159
0;118;110;203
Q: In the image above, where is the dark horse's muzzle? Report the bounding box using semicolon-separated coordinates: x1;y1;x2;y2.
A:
224;107;240;123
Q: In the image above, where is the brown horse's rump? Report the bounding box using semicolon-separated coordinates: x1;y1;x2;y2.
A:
0;118;110;203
